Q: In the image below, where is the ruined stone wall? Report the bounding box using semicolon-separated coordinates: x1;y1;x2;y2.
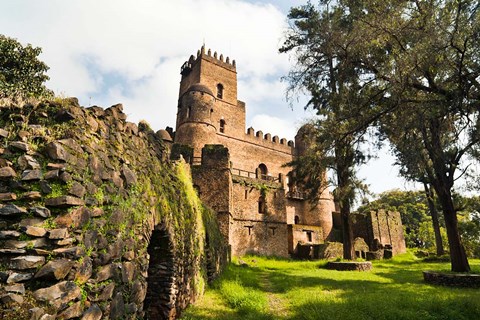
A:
353;210;406;255
288;225;323;255
0;99;226;319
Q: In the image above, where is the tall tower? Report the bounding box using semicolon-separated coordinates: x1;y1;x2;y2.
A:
175;46;246;156
295;124;335;240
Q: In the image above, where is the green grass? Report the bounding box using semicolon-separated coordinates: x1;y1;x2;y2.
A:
180;252;480;320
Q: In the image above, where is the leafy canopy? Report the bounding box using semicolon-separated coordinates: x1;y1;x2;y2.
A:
0;34;52;99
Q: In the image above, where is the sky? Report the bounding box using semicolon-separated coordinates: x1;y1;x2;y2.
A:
0;0;418;195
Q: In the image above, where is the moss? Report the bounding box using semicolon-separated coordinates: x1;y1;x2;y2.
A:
171;143;194;161
0;100;227;318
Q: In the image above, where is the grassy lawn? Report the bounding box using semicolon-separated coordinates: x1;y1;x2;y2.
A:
180;252;480;320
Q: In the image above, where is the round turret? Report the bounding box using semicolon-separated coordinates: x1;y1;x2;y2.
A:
175;83;217;157
156;129;173;142
294;123;334;240
295;123;315;156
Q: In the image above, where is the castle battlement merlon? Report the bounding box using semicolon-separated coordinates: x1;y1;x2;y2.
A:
181;45;236;76
246;127;295;148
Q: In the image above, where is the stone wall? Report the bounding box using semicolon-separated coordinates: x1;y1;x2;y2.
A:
0;99;226;319
353;210;406;255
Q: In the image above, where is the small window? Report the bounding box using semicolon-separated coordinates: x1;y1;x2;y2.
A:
258;196;265;213
294;216;300;224
245;226;253;235
270;227;276;236
245;189;248;200
217;83;224;99
187;106;192;119
220;119;226;133
306;231;312;242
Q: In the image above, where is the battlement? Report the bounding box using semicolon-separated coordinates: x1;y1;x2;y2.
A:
181;45;236;76
246;127;295;148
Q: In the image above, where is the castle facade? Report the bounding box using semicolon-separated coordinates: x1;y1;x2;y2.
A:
162;46;335;257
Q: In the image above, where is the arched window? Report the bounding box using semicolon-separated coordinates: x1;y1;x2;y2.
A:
294;216;300;224
217;83;224;99
257;163;268;180
219;119;226;133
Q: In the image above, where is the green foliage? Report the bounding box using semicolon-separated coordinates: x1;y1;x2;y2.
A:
358;190;432;247
171;143;194;162
0;34;53;99
456;196;480;258
281;0;479;271
417;219;448;252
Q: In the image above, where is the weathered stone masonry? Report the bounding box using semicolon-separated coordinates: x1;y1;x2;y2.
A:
0;99;226;319
171;46;337;258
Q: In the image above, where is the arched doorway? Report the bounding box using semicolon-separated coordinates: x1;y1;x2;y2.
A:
144;226;176;319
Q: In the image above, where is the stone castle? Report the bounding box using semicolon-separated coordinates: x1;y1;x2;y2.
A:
161;46;406;258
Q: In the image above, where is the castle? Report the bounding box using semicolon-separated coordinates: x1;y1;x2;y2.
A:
161;45;405;258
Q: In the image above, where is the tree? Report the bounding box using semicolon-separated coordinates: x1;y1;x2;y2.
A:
0;34;52;99
353;0;479;272
283;0;478;272
281;3;379;259
379;105;445;255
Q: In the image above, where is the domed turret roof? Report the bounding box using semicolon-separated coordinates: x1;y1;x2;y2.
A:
186;83;214;96
157;129;173;142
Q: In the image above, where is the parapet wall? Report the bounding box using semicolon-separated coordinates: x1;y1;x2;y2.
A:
0;99;226;319
243;127;294;152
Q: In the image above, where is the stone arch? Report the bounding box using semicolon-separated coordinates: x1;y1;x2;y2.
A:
257;163;268;180
144;225;176;320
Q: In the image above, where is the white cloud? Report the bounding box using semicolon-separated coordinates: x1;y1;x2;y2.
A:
0;0;289;131
0;0;410;194
250;114;297;141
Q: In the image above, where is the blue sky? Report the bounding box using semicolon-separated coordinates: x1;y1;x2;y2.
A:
0;0;416;195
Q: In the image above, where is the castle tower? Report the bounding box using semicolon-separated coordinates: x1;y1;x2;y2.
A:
294;124;335;240
175;45;246;156
175;84;217;158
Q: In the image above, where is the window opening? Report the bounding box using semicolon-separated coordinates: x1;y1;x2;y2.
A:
258;196;265;213
217;83;224;99
245;189;248;200
294;216;300;224
258;163;268;180
245;226;253;235
306;231;313;242
220;119;226;133
187;106;192;119
270;227;276;235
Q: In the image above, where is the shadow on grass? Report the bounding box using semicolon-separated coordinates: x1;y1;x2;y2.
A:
182;256;480;320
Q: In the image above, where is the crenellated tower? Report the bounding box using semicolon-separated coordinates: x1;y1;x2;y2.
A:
175;45;246;157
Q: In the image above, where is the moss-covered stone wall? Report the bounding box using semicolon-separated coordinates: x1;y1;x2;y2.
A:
0;98;226;319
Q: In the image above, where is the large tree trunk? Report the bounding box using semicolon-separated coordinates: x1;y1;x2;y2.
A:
340;199;355;260
433;184;470;272
423;183;444;256
335;140;355;260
